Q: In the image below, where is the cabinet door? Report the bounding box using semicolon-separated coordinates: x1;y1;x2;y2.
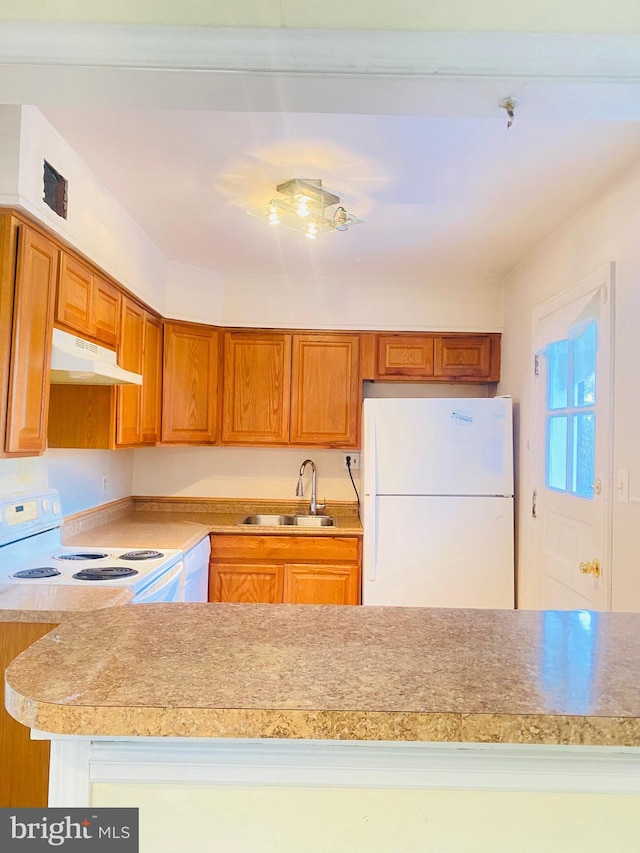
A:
5;226;58;454
0;215;18;455
92;275;121;348
0;621;56;807
140;313;162;444
221;332;291;445
376;334;435;379
434;334;500;381
283;563;360;605
290;334;360;447
55;253;92;337
209;562;284;603
162;322;219;444
116;296;145;446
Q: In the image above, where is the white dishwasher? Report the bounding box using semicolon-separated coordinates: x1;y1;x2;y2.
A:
182;536;211;602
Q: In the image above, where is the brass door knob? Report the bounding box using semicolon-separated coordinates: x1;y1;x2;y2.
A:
579;559;601;578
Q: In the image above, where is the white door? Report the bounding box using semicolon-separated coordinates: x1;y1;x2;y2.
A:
529;265;613;610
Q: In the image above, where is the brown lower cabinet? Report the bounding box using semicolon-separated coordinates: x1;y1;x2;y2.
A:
209;535;361;605
0;622;56;807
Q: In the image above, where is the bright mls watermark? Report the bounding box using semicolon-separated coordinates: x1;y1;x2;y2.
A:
0;808;138;850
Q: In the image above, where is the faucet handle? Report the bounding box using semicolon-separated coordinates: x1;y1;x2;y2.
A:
316;499;326;513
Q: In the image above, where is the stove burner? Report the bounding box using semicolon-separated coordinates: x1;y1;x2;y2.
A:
119;550;164;561
56;552;108;561
13;567;62;579
72;566;139;581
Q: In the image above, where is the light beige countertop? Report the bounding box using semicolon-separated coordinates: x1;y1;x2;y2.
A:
63;498;362;551
6;604;640;746
0;585;133;623
64;514;211;552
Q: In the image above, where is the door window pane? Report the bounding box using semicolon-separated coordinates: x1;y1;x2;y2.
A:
573;321;596;407
546;339;569;410
572;412;595;498
547;415;568;491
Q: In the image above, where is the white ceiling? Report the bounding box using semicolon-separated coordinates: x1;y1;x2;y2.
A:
42;105;640;279
0;22;636;282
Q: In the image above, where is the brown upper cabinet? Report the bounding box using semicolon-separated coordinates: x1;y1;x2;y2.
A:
162;321;220;444
140;314;162;444
2;218;59;455
56;252;120;348
221;331;291;445
220;331;360;447
115;296;146;447
434;334;500;382
376;332;500;383
376;334;435;380
290;334;360;447
48;298;162;450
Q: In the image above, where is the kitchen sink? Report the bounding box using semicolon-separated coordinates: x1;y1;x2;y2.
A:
241;514;335;527
241;514;296;526
291;515;335;527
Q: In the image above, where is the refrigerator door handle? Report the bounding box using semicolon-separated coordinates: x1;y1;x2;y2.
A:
364;410;378;581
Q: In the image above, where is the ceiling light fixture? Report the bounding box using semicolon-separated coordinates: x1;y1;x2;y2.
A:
248;178;364;238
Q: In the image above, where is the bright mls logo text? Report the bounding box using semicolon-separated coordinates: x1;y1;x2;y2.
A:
0;808;138;851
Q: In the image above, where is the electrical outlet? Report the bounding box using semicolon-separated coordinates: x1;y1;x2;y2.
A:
343;453;360;470
101;474;108;496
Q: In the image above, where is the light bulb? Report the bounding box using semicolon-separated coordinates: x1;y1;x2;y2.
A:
267;204;280;225
296;196;310;217
305;222;317;240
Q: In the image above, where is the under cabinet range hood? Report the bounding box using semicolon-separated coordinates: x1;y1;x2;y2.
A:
50;328;143;386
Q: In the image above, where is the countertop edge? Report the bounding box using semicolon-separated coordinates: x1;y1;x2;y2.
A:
6;687;640;746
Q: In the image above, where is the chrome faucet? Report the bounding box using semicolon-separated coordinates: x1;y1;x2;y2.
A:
295;459;325;516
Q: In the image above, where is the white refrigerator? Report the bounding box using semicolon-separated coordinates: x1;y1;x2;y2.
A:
362;396;514;608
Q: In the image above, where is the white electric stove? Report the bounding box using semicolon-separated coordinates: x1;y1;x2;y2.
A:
0;489;184;603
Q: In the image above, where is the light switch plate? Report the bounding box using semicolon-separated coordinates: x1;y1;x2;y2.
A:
617;468;629;503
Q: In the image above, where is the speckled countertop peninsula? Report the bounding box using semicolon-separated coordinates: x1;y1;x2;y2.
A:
6;604;640;746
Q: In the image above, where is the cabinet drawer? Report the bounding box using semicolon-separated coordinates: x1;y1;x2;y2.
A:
211;534;360;563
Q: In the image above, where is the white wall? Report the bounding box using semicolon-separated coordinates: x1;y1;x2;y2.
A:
165;267;503;331
0;456;48;496
46;449;134;516
15;106;168;312
3;0;640;34
0;106;21;202
133;447;358;502
0;450;134;516
500;152;640;611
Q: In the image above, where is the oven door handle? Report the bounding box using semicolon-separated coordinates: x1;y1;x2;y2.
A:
133;561;183;603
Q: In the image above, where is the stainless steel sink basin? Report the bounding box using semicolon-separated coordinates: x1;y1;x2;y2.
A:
241;514;296;526
241;514;335;527
292;515;335;527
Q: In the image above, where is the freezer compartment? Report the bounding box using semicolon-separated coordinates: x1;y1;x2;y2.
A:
363;495;514;608
363;397;513;497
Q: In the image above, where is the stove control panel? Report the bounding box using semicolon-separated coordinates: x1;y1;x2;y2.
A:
0;489;63;548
